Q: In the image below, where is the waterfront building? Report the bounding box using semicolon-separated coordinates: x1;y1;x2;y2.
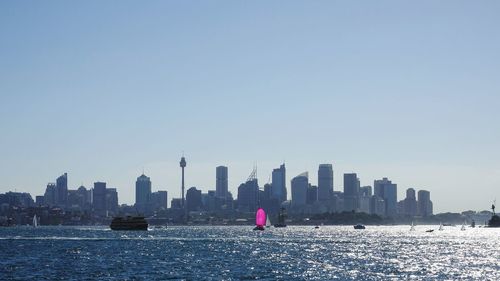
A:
55;173;68;208
216;166;228;199
106;188;119;215
271;164;287;203
418;190;433;217
171;198;182;209
237;178;259;212
291;172;308;207
135;174;152;214
317;164;333;201
93;182;107;216
44;183;57;206
186;187;203;212
151;191;168;210
403;188;418;217
306;184;318;205
374;178;398;217
370;195;386;216
343;173;360;212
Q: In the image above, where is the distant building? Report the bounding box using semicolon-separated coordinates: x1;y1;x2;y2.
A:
171;198;182;209
374;178;397;217
186;187;203;212
151;191;168;211
44;183;57;206
106;188;118;215
370;195;385;217
135;174;152;214
418;190;433;217
216;166;228;199
237;178;259;212
317;164;333;201
93;182;107;216
55;173;68;208
35;195;44;206
403;188;418;217
271;164;287;203
306;184;318;205
291;172;308;207
343;173;360;212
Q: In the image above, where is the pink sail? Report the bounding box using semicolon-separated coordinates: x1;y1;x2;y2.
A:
255;208;266;227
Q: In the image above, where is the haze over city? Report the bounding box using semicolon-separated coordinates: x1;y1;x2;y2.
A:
1;1;499;213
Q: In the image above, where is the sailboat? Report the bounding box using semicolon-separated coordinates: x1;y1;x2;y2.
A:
461;221;466;231
410;221;415;231
438;223;443;231
32;215;38;228
266;214;271;228
253;208;266;231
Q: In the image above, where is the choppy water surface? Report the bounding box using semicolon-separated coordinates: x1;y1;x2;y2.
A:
0;225;499;280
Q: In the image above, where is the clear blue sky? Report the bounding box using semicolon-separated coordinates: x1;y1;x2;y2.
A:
1;1;499;212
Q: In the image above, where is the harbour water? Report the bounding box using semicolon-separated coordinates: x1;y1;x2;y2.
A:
1;225;499;280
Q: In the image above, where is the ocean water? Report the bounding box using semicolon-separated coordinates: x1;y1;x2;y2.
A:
0;225;499;280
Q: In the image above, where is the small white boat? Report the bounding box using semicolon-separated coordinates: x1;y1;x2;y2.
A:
410;221;415;231
461;222;466;231
438;223;443;231
266;215;271;228
32;215;38;228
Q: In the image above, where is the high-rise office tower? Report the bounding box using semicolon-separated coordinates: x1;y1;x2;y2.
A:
216;166;228;199
135;174;152;214
93;182;107;216
417;190;433;217
271;164;287;203
374;178;398;217
318;164;333;201
44;183;56;206
186;187;203;212
106;188;119;214
343;173;360;212
403;188;418;217
291;172;308;207
55;173;68;208
180;156;187;208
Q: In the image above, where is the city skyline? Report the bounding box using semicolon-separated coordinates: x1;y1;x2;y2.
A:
1;1;500;213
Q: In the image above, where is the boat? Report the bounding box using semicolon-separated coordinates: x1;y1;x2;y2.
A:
274;207;287;228
426;229;434;233
266;214;271;228
353;224;365;230
253;208;266;231
410;221;415;231
32;215;38;228
487;203;500;227
314;225;320;229
471;220;476;228
438;223;443;231
461;222;466;231
110;216;148;230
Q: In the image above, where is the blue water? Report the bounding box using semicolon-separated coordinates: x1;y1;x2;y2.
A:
0;225;499;280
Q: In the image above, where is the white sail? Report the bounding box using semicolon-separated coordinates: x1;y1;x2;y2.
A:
439;223;443;231
410;221;415;231
461;222;466;231
266;215;271;227
33;215;38;228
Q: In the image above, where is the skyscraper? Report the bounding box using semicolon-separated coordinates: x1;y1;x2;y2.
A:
216;166;228;199
93;182;107;216
237;178;259;212
374;178;398;217
151;191;168;210
135;174;152;214
317;164;333;201
271;164;287;203
291;172;308;207
403;188;418;217
418;190;433;217
343;173;360;212
106;188;118;215
44;183;56;206
55;173;68;208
